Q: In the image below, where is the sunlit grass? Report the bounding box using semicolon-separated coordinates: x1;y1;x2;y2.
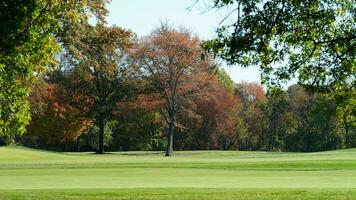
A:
0;146;355;199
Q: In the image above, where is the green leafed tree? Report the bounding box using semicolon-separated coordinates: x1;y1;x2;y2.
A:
204;0;355;102
0;0;108;143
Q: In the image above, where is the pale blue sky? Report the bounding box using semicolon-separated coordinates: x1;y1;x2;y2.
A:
107;0;261;84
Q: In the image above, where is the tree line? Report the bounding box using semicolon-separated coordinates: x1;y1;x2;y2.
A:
8;23;356;154
1;0;354;156
19;66;356;153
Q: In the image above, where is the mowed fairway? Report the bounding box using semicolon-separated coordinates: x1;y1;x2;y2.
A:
0;146;355;199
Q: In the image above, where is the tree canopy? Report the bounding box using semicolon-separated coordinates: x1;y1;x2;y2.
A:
0;0;109;142
131;25;213;156
204;0;355;99
51;23;133;153
1;1;355;154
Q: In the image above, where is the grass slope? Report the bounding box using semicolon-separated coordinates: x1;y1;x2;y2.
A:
0;146;355;199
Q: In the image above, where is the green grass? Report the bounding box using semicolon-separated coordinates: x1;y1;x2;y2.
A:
0;146;355;199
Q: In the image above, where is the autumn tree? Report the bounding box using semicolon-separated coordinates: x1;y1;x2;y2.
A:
131;25;212;156
53;23;133;154
0;0;108;142
180;73;239;150
25;80;90;149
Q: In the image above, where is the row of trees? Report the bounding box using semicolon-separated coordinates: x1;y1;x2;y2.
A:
1;0;354;155
19;23;232;155
15;21;355;153
21;67;356;153
235;83;355;152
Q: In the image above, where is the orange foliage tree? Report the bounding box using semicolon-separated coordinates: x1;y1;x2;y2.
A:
27;81;90;148
179;75;239;150
131;25;213;156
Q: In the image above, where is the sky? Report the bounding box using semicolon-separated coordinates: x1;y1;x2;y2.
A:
107;0;261;84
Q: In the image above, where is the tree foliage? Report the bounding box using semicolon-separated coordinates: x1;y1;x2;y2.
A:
235;82;266;150
131;25;213;156
26;81;90;148
204;0;355;99
2;1;354;154
179;75;239;150
51;23;133;153
0;0;108;141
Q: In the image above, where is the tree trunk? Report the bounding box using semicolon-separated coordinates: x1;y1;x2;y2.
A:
304;133;310;152
76;136;80;152
343;115;350;148
97;118;105;154
165;116;174;157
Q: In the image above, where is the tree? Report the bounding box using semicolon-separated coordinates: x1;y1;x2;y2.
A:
53;23;133;154
235;82;267;150
79;120;117;152
184;75;239;150
0;0;108;142
25;80;90;149
305;95;343;151
285;85;345;152
111;102;166;151
215;68;235;93
204;0;355;101
131;25;212;156
262;88;291;150
335;93;356;148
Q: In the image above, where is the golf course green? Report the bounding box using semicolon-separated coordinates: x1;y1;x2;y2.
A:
0;146;355;199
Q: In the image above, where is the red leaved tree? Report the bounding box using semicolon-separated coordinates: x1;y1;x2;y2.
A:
131;25;212;156
27;81;90;148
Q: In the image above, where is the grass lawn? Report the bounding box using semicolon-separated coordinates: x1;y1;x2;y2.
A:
0;146;355;199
